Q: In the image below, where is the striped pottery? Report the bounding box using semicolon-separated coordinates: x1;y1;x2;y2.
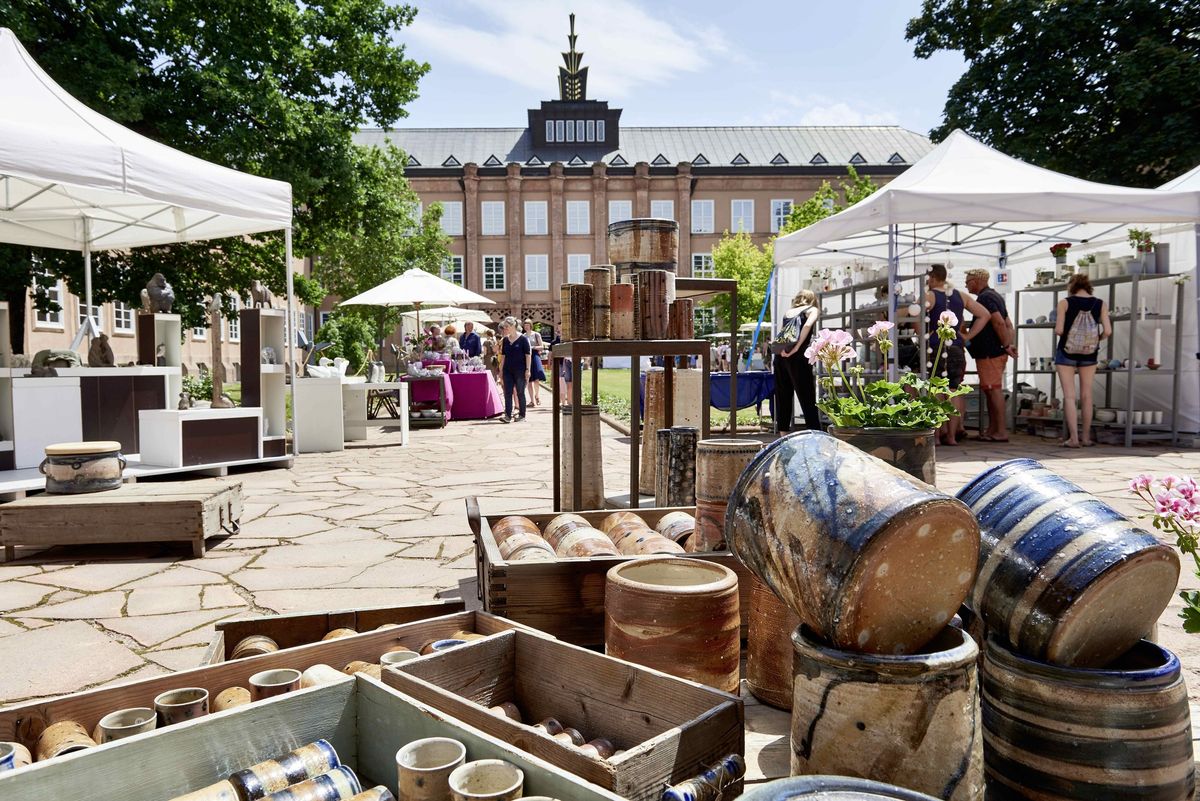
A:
745;578;801;709
740;777;939;801
656;511;696;546
605;558;740;692
609;525;684;555
637;269;671;340
654;426;698;508
791;625;984;801
491;516;540;547
955;458;1179;667
607;218;679;268
558;405;605;511
584;265;613;340
689;438;763;553
689;499;730;553
554;526;619;558
231;634;279;660
542;513;590;550
606;521;655;552
610;283;636;339
981;636;1194;801
631;280;642;339
638;368;666;495
497;531;555;561
599;511;647;535
829;427;937;486
559;283;594;342
726;431;980;656
668;298;695;340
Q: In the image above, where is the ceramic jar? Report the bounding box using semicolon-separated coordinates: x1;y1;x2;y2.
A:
607;218;679;267
554;526;619;558
448;760;524;801
637;270;671;340
726;431;980;656
94;707;156;743
397;738;467;801
154;687;210;726
558;404;605;511
559;284;594;342
259;767;360;801
654;426;698;508
584;265;613;340
39;440;125;494
610;284;636;340
690;438;764;552
542;514;589;550
655;511;696;546
231;634;280;659
230;740;342;800
34;720;96;761
744;579;802;710
739;777;939;801
249;668;302;701
605;558;740;692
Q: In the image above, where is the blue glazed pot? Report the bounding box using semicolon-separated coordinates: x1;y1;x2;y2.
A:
955;458;1179;667
740;776;939;801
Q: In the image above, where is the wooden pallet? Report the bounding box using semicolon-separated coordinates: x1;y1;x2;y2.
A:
0;480;242;561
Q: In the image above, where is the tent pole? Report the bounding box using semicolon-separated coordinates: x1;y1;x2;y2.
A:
887;224;898;381
70;217;97;351
285;227;297;455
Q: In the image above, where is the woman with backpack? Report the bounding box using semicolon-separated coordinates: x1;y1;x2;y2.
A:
1054;273;1112;448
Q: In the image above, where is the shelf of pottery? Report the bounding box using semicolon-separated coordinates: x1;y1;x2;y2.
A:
1010;268;1186;447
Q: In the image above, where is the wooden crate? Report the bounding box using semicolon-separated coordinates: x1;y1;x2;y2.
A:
0;674;626;801
0;480;242;561
202;598;467;663
470;499;755;645
385;629;744;801
0;610;524;749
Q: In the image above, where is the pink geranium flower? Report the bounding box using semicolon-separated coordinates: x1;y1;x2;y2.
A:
1129;474;1154;493
867;320;894;339
939;310;959;329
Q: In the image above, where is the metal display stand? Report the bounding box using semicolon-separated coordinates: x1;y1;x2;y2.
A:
404;376;448;429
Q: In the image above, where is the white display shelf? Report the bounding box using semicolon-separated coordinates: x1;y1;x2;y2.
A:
12;376;82;469
293;377;345;453
259;364;286;374
342;381;409;445
139;408;263;468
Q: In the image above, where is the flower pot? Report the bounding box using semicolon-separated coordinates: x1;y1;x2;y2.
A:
829;426;937;486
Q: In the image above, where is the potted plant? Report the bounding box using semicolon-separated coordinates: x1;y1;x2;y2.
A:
807;314;969;485
1130;474;1199;631
1128;228;1155;273
1049;242;1071;265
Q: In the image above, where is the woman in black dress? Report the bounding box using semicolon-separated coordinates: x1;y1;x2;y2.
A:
499;317;532;422
522;319;547;407
774;289;822;432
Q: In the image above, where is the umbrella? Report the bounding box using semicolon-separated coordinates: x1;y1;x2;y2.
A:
399;306;494;324
339;268;494;332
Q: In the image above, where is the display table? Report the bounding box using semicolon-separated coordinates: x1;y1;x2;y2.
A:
343;381;410;444
293;378;345;453
139;408;263;467
448;371;503;419
402;374;452;427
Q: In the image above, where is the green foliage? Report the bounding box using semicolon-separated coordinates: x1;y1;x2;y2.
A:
906;1;1200;187
0;0;429;325
181;373;213;402
780;167;878;235
819;371;968;430
315;312;376;374
709;233;774;327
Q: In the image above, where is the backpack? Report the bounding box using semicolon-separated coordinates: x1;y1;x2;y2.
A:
1063;299;1100;357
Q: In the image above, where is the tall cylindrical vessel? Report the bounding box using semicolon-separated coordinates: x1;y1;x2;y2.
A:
584;266;613;340
559;283;594;342
669;298;695;340
981;637;1194;801
606;558;740;692
638;368;666;495
745;578;801;709
654;426;698;508
637;270;671;340
607;218;679;269
726;431;980;655
955;458;1179;667
559;404;605;510
791;625;984;801
740;777;939;801
690;438;763;552
610;283;635;339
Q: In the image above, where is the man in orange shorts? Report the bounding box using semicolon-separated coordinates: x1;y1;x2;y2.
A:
963;268;1016;442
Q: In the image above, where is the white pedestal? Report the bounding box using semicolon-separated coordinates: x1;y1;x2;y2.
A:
293;378;345;453
139;408;263;468
342;382;409;445
12;377;82;469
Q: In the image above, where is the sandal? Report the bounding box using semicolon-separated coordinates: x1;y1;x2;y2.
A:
1060;440;1081;448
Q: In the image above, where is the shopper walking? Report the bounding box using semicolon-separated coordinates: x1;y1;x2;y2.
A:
498;317;531;423
774;290;822;432
925;264;991;445
522;319;546;407
1053;273;1111;448
963;268;1016;442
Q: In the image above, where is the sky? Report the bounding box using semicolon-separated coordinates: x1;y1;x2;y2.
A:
392;0;967;135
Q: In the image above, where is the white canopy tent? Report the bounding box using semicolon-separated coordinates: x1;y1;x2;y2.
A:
399;306;494;324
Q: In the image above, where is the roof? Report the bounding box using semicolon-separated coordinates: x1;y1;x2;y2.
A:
355;125;933;169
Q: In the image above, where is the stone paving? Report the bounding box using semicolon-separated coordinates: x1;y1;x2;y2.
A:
0;400;1197;707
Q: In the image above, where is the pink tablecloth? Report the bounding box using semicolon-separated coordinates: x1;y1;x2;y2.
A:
402;374;454;420
449;371;503;419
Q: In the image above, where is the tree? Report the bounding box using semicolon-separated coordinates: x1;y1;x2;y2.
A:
906;1;1200;187
314;144;452;343
0;0;429;335
710;233;774;327
781;167;878;235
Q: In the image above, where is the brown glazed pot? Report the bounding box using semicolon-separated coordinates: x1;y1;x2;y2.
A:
497;531;554;561
690;438;764;552
599;511;648;535
655;511;696;546
559;283;594;342
605;558;740;692
554;526;619;558
637;270;671;340
829;427;937;486
584;265;613;340
791;625;983;801
609;283;636;340
607;218;679;267
231;634;279;660
745;578;802;710
491;516;540;547
654;426;698;508
542;513;590;550
726;431;979;656
558;405;605;511
668;298;695;340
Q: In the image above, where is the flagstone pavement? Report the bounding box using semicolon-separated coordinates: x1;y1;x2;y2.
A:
0;403;1197;707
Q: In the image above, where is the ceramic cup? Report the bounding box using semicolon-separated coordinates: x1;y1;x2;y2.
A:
94;707;156;743
1036;315;1047;324
397;737;468;801
249;668;301;701
213;686;252;712
154;687;209;726
448;759;524;801
1153;411;1164;425
34;720;96;761
1133;411;1145;425
380;650;421;667
1116;410;1128;424
301;663;349;689
0;741;31;772
420;639;467;655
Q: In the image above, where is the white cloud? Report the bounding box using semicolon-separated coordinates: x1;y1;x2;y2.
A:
407;1;735;100
756;91;900;126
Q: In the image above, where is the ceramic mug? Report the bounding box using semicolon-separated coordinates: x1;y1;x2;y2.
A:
249;668;301;701
1116;410;1128;424
0;741;31;772
380;650;420;667
34;720;96;761
95;707;156;743
213;686;252;712
1153;411;1164;425
448;760;524;801
154;687;209;726
1133;411;1145;425
397;737;468;801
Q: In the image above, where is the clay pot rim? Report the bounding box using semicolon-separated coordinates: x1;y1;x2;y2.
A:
396;736;468;771
249;668;301;687
792;624;977;673
97;707;155;732
153;687;209;707
985;635;1179;684
829;425;937;436
607;557;737;594
448;759;525;800
738;776;940;801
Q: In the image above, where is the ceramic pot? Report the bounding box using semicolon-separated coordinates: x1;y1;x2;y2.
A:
554;526;619;558
559;283;594;342
249;668;302;701
488;702;523;722
668;298;695;340
605;558;740;692
497;531;554;561
213;686;252;712
726;431;979;655
740;777;939;801
229;740;342;801
637;270;671;340
745;579;801;710
397;737;468;801
94;707;156;743
599;511;647;535
34;720;96;761
154;687;209;726
259;767;361;801
231;634;279;660
655;511;696;546
654;426;698;508
610;284;636;340
607;218;679;267
347;789;396;801
829;426;937;486
323;628;357;641
955;458;1180;667
448;759;524;801
578;738;615;759
541;514;590;550
558;405;605;511
420;639;468;655
791;625;983;801
380;650;421;668
690;438;764;552
300;664;348;689
0;741;32;772
662;754;745;801
606;520;654;549
981;637;1193;801
638;368;704;495
610;525;684;555
584;265;613;340
39;440;125;494
343;661;383;679
491;516;540;547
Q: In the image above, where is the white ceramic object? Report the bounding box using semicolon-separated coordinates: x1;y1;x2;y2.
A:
1152;411;1164;425
397;737;468;801
1133;411;1144;425
1094;409;1116;423
448;760;524;801
1115;410;1127;424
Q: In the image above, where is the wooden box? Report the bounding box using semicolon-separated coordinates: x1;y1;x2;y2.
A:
202;598;467;663
0;610;525;749
385;629;744;801
471;501;755;645
0;674;625;801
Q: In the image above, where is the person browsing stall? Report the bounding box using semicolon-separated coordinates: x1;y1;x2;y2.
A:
1053;273;1111;448
774;289;822;432
925;264;992;445
459;322;482;358
499;317;531;423
963;268;1016;443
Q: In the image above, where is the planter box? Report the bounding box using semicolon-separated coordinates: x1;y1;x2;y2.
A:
471;500;755;645
0;674;625;801
202;598;466;663
385;629;744;801
0;610;524;750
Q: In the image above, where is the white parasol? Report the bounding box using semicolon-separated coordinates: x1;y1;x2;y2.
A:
339;268;494;332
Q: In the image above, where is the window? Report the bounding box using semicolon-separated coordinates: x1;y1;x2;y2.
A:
555;120;565;142
576;121;585;142
227;297;240;341
691;200;714;233
484;255;506;291
692;253;715;278
586;120;595;142
731;199;754;233
298;310;311;340
565;119;575;143
192;324;207;341
481;201;505;236
546;120;554;142
113;301;134;334
525;254;549;291
597;120;606;140
524;201;548;236
694;307;716;336
318;311;332;330
771;199;794;234
33;269;63;328
608;200;632;226
567;253;590;284
650;199;674;220
440;201;463;236
77;302;102;333
566;200;590;235
441;255;464;286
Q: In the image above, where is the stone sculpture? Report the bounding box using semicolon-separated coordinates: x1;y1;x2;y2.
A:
141;273;175;313
250;280;273;308
178;391;192;410
87;333;115;367
261;346;276;365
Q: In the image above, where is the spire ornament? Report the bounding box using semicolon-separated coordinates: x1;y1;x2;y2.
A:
558;13;588;101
